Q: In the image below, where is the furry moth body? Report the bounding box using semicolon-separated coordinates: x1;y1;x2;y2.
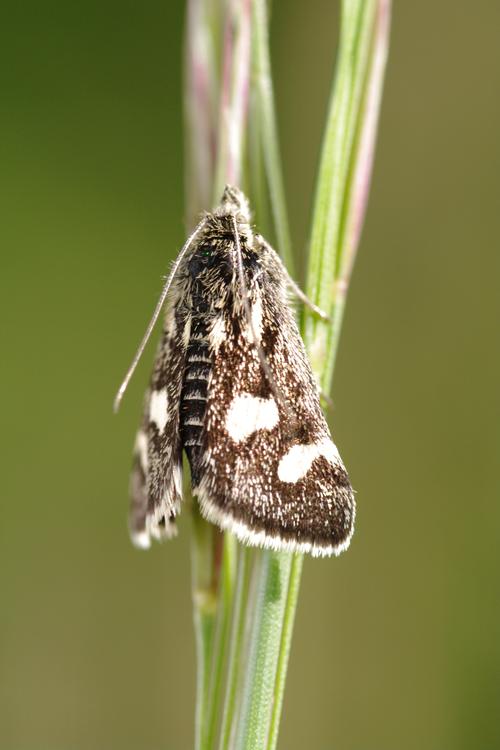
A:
126;186;355;557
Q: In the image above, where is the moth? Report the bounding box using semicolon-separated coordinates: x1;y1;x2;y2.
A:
115;186;355;557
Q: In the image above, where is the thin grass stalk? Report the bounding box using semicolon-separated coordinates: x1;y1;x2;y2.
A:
184;0;221;224
265;553;303;750
225;545;265;749
204;533;238;749
327;0;392;370
191;503;219;750
234;551;294;749
305;1;381;390
305;0;369;309
250;0;293;270
247;89;271;233
218;547;252;750
213;0;252;199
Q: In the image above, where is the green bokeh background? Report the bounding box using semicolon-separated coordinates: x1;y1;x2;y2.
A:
1;2;499;748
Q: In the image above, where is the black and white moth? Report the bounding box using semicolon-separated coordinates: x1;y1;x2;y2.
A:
116;186;355;557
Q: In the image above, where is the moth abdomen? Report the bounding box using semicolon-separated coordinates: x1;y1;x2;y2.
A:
179;284;213;484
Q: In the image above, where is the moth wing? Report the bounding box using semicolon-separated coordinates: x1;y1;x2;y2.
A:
194;242;355;557
129;302;188;547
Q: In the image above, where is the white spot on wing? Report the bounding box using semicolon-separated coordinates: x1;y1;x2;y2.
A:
135;431;149;471
225;393;279;442
277;439;342;483
149;388;169;433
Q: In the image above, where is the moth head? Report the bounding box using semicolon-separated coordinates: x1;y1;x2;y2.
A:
216;185;251;225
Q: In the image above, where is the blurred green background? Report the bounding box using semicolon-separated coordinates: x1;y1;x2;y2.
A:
1;2;499;748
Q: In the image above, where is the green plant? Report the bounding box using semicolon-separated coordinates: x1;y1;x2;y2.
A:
184;1;391;748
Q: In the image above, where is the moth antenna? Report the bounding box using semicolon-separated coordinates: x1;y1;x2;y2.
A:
232;217;292;418
113;218;207;413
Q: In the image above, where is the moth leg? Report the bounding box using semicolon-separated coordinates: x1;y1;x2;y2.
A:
258;236;330;322
285;275;330;322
